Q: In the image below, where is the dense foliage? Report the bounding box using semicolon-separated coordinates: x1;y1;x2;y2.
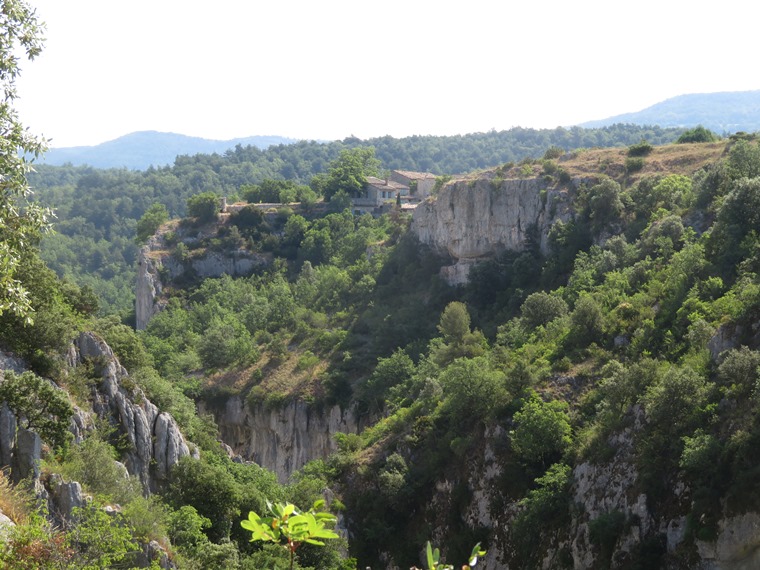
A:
0;0;49;321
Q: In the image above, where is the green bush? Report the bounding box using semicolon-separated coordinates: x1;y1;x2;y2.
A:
511;393;572;467
589;510;628;567
510;463;571;566
187;192;220;223
543;146;565;160
627;140;653;157
520;292;568;329
625;157;645;173
677;125;717;144
0;371;73;451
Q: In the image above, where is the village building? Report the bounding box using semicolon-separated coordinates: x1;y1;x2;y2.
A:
351;170;437;215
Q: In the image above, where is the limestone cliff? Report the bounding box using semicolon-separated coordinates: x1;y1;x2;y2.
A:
411;174;576;284
200;396;362;482
73;332;195;490
136;225;270;330
0;333;194;492
420;413;760;570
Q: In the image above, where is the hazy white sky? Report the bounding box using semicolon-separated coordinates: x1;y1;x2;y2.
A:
15;0;760;148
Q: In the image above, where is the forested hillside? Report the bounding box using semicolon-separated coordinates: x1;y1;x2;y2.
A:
582;89;760;134
32;123;683;316
8;2;760;568
40;131;299;170
7;123;760;568
6;92;760;570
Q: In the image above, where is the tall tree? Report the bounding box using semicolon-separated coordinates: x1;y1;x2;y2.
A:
0;1;49;321
321;147;380;200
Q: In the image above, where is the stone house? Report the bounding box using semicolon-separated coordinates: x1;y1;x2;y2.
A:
389;170;437;200
352;170;436;215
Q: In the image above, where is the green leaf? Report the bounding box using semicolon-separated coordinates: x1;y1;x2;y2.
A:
426;541;435;569
312;499;326;511
468;542;486;566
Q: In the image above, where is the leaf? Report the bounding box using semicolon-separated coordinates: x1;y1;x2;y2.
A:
426;541;436;569
468;542;486;566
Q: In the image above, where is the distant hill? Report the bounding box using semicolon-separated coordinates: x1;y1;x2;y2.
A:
580;90;760;134
39;131;299;170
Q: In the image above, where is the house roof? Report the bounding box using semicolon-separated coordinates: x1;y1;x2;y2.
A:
392;170;436;180
366;176;406;190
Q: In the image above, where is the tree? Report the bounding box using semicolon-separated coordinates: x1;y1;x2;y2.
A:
322;147;380;201
677;125;717;144
186;191;220;223
0;1;49;322
432;302;486;366
437;301;471;345
168;457;242;542
439;356;507;422
520;292;568;330
0;370;73;450
510;392;572;468
135;202;168;244
586;178;623;229
569;294;605;348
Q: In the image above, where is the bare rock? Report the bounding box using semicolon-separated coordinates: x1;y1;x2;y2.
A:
12;428;41;482
0;508;15;540
411;176;575;284
696;512;760;569
204;396;362;483
153;412;190;481
0;403;16;468
48;475;86;524
73;332;192;490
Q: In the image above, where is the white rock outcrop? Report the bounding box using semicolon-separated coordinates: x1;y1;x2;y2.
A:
75;332;193;490
203;396;362;482
412;176;574;284
136;243;270;330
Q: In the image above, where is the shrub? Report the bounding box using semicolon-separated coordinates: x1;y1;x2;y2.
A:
511;393;572;467
187;192;220;223
510;463;571;566
589;510;628;566
543;146;565;160
627;140;653;157
0;371;73;450
587;178;624;228
55;429;139;503
520;292;568;329
135;203;168;244
625;157;645;173
677;125;717;144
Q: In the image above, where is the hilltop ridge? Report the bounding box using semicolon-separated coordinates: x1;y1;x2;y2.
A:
39;130;299;170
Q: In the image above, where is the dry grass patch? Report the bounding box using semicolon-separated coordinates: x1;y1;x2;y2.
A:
0;470;32;525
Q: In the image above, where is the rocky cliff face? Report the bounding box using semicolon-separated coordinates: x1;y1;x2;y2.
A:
411;175;576;284
135;245;163;331
73;332;195;490
0;333;194;493
136;229;270;330
417;410;760;570
201;396;362;482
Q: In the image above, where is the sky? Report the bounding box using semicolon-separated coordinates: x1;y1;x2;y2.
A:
14;0;760;149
